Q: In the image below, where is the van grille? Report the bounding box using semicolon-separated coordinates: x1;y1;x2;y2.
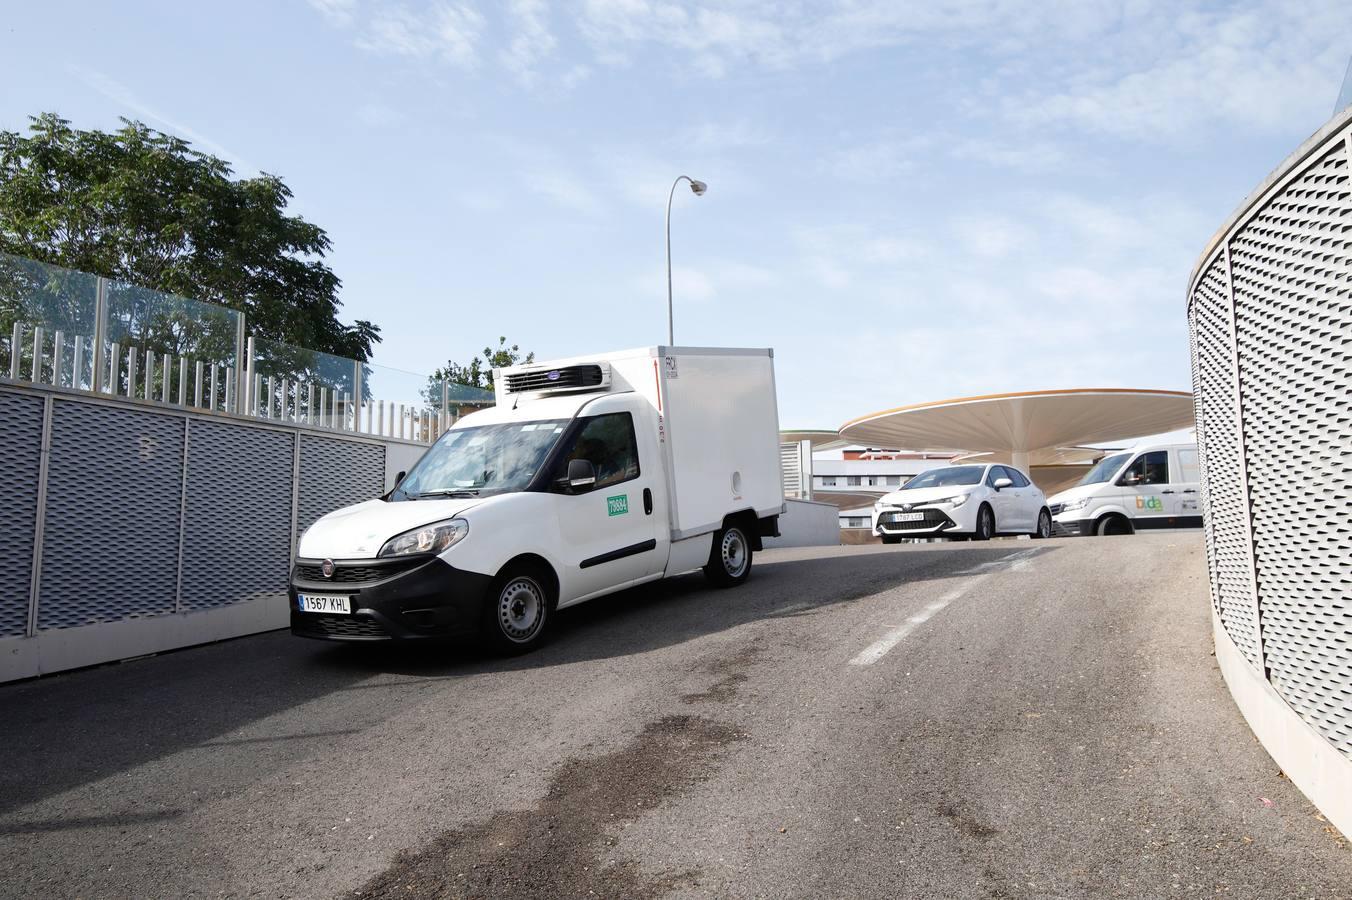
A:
293;558;422;585
504;364;605;394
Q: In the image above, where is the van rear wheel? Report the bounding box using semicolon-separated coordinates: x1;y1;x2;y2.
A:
482;566;553;654
704;524;752;587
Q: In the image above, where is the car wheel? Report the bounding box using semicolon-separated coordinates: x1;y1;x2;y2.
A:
1033;508;1052;539
972;504;994;541
482;565;552;653
705;523;753;587
1095;514;1133;537
881;534;903;545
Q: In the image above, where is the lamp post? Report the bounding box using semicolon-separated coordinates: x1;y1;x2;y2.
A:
665;175;707;345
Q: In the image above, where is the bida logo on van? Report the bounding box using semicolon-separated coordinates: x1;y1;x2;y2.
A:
1135;496;1165;511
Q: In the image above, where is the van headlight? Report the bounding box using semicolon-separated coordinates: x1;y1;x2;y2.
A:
378;518;469;557
937;494;970;508
1059;498;1089;513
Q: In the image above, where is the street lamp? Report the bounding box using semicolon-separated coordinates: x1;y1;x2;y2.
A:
665;175;707;345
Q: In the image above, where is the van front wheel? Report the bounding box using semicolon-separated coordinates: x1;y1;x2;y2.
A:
482;566;552;653
704;524;752;588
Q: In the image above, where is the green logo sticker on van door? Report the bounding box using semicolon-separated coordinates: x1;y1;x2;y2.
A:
607;494;629;516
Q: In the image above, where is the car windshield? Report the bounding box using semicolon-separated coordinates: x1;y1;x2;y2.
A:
901;465;986;489
1078;452;1130;486
391;419;568;501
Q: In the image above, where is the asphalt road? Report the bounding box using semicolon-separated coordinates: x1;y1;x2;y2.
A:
2;534;1348;899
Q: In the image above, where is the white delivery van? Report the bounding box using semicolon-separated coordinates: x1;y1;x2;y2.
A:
1047;442;1202;537
289;346;785;652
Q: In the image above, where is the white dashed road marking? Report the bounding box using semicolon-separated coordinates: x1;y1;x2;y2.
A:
848;548;1040;666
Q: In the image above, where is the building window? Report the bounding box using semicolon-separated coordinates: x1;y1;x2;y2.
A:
842;516;868;528
847;476;861;486
821;476;837;486
887;475;901;485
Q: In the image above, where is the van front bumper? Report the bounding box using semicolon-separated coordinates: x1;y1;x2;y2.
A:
1050;516;1093;537
289;555;494;641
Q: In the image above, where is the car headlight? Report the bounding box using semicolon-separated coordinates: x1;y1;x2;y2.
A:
1059;498;1089;513
937;494;970;508
378;518;469;557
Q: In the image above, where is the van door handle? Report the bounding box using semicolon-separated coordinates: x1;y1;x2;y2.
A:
1182;489;1197;494
643;488;653;515
1160;490;1175;494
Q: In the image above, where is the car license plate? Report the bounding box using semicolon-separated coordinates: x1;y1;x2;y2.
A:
893;512;925;522
297;593;351;614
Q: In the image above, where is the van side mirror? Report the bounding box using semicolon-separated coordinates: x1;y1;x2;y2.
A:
994;477;1013;490
566;459;596;492
394;470;406;486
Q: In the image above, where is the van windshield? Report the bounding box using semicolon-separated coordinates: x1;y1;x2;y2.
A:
902;465;985;489
390;420;569;501
1078;452;1130;486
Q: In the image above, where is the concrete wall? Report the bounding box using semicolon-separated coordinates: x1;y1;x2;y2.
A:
763;499;840;548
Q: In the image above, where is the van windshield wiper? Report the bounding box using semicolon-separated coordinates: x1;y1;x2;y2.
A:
418;488;481;498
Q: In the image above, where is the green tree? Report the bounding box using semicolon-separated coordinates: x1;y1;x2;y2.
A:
0;113;379;361
432;336;535;392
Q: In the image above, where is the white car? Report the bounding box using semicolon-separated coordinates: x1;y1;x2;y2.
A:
872;463;1051;544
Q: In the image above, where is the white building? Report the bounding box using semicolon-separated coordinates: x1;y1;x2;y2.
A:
811;447;957;530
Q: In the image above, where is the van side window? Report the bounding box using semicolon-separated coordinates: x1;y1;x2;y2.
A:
1119;450;1169;486
1176;448;1201;483
556;413;640;489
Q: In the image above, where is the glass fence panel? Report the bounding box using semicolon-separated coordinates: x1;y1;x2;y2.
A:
0;253;99;388
104;280;239;403
0;252;495;439
364;361;442;440
251;336;358;427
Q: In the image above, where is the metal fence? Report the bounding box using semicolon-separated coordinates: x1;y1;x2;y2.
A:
1187;106;1352;761
0;252;493;444
0;378;431;683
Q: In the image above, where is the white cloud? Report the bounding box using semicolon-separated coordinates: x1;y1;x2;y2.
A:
501;0;557;85
354;3;484;66
793;224;929;290
307;0;357;27
523;167;603;214
1002;3;1348;141
70;66;256;174
951;215;1026;260
632;259;777;306
355;102;404;128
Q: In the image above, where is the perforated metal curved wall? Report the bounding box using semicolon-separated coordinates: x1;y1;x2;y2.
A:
1189;116;1352;760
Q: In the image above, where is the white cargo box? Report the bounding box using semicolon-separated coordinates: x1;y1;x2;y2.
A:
498;346;784;539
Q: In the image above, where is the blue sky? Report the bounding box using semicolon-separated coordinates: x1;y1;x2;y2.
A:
2;1;1349;429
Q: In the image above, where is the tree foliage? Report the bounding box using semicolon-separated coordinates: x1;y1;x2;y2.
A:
432;337;535;392
0;113;379;361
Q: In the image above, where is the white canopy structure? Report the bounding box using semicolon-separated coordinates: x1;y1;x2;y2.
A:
839;389;1196;472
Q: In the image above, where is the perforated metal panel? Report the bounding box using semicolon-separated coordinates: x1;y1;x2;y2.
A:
296;434;385;538
1189;255;1262;666
1227;138;1352;756
1190;127;1352;761
180;420;294;611
0;390;44;637
38;400;182;629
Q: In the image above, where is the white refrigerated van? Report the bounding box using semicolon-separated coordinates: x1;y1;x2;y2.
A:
1047;442;1202;537
289;346;784;652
